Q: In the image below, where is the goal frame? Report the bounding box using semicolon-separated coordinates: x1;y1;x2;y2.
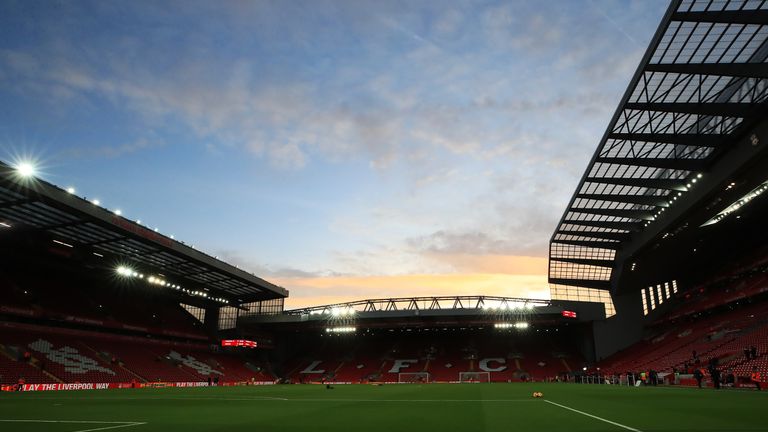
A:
458;371;490;383
398;372;431;383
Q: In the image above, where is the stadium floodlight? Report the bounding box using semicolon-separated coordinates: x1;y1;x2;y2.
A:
326;327;356;333
116;266;134;277
92;199;101;206
114;209;122;216
702;180;768;226
514;322;529;329
66;187;76;194
15;161;37;178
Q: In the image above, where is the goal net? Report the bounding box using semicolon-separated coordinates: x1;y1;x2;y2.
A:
398;372;430;383
459;372;490;383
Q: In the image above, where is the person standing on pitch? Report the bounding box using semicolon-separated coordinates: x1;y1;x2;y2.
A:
693;368;704;389
751;367;761;391
709;367;721;390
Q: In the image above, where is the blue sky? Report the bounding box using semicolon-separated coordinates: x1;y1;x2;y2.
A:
0;0;668;307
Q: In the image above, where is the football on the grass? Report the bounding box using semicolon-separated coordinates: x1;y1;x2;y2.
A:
532;392;543;398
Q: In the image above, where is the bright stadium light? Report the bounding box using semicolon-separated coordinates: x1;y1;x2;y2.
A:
114;209;122;216
92;199;101;206
15;161;37;178
0;222;10;228
326;327;356;333
66;187;76;194
116;266;135;277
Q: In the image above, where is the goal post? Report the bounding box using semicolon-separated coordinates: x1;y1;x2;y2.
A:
398;372;430;383
459;371;490;383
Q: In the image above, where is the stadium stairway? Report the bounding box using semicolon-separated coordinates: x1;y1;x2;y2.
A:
560;358;572;373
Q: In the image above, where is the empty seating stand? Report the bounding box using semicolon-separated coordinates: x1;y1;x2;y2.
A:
0;323;270;385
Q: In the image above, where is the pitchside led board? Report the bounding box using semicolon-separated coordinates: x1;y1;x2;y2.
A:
221;339;258;348
561;310;577;319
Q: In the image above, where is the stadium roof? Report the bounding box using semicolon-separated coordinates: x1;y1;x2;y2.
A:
0;161;288;305
549;0;768;293
239;295;608;327
283;295;550;315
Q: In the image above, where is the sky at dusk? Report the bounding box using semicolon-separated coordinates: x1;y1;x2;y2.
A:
0;0;668;308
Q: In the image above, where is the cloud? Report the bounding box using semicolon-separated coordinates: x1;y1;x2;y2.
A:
55;136;165;159
0;1;645;172
277;272;551;309
408;230;515;256
0;0;668;298
214;249;337;279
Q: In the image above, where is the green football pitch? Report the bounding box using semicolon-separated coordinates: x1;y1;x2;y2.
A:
1;383;765;432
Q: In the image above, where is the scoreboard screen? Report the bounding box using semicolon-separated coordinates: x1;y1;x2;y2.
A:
221;339;257;348
561;310;577;319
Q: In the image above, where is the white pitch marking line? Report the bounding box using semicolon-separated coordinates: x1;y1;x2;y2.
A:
74;423;146;432
544;400;642;432
0;420;146;432
284;398;539;402
21;396;535;403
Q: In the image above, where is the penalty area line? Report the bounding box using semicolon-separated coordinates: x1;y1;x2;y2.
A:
0;420;146;432
544;400;642;432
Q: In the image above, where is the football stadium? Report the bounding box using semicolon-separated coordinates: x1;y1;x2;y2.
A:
2;0;768;431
